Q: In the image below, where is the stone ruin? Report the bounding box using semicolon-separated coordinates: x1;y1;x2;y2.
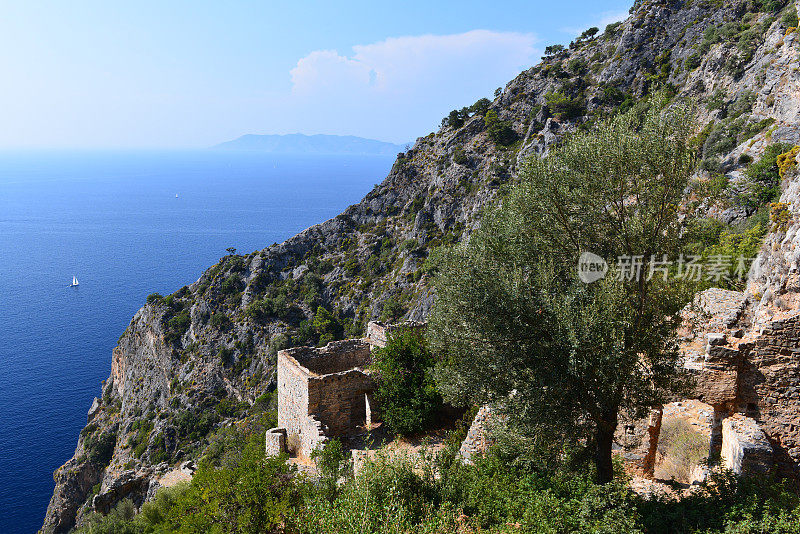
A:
365;319;427;348
458;287;797;480
266;321;426;459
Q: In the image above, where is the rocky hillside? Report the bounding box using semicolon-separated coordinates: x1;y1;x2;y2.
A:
42;0;800;531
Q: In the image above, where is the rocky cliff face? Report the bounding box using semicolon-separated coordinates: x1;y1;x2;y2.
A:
42;0;800;531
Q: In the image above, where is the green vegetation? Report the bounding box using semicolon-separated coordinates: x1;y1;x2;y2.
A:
312;305;343;346
483;110;516;146
379;296;404;323
208;312;231;331
543;44;565;56
82;428;117;466
429;96;696;483
451;146;468;165
76;432;800;533
372;328;441;436
440;96;496;129
657;419;710;482
128;419;154;458
544;90;584;120
740;143;793;210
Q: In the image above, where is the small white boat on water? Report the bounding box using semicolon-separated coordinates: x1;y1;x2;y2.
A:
69;275;79;287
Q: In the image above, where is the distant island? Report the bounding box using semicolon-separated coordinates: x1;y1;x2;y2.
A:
212;133;407;155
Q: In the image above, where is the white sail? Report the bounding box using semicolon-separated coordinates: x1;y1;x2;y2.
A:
72;276;78;286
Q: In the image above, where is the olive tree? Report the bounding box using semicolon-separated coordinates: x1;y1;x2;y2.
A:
429;96;696;482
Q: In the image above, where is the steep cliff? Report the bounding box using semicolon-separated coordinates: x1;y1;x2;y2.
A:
42;0;800;531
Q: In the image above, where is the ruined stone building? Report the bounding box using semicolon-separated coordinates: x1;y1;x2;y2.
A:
266;321;425;458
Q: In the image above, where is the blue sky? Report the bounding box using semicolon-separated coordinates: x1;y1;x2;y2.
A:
0;1;632;148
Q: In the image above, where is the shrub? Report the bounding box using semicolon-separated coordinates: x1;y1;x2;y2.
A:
770;201;791;232
379;297;404;323
544;91;584;120
567;57;587;75
483;110;517;146
452;147;468;165
217;347;233;366
209;312;231;330
605;22;622;36
776;145;799;177
686;52;702;70
169;436;304;533
75;499;138;534
310;439;352;502
741;143;793;208
312;306;343;346
655;419;709;483
343;257;359;277
146;292;163;305
84;429;117;466
220;274;242;294
215;398;249;418
783;7;799;27
166;310;191;343
372;329;441;435
174;409;216;442
468;97;490;116
304;452;440;532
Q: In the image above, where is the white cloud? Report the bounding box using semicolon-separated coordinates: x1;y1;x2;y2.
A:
273;30;539;143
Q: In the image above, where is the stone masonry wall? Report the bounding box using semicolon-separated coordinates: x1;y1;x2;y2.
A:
738;314;800;474
722;414;773;475
288;339;372;375
277;348;311;449
365;320;427;349
277;339;375;457
308;369;375;436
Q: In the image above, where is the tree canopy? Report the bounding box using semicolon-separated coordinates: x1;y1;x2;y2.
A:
428;95;697;482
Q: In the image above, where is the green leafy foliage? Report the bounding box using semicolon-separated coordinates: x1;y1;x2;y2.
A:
379;297;404;323
429;95;696;483
483;110;517;146
74;441;800;533
739;143;793;209
312;305;343;346
209;312;231;330
373;329;441;435
83;428;117;466
544;91;584;120
310;439;352;502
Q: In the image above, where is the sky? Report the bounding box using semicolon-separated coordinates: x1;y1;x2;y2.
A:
0;1;633;149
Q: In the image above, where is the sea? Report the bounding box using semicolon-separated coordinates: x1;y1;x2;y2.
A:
0;150;395;533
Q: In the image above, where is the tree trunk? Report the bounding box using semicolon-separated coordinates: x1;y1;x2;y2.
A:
595;409;618;484
642;405;663;479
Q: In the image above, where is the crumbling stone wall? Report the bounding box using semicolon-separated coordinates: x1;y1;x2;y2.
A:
682;290;800;476
459;405;498;464
722;414;773;475
366;320;426;349
276;339;376;457
738;314;800;474
290;339;372;375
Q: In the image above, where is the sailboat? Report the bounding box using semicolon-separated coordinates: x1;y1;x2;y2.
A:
69;275;79;287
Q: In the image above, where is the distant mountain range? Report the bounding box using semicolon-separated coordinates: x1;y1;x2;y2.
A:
212;133;407;155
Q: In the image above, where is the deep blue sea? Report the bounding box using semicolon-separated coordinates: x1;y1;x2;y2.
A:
0;150;394;533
